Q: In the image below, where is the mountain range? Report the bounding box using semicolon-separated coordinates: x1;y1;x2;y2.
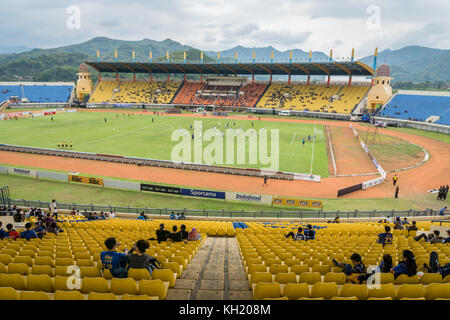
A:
0;37;448;83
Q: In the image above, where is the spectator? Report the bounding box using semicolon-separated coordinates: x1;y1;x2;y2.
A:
444;230;450;243
393;217;404;230
333;216;340;223
33;221;46;239
170;212;176;220
101;237;128;278
304;224;316;240
47;222;63;235
406;221;418;231
285;227;306;241
423;251;450;279
333;253;366;284
439;206;447;216
180;212;186;220
44;213;55;226
0;222;6;239
137;212;147;220
20;222;38;241
358;254;393;283
13;210;23;223
152;223;171;244
6;223;20;240
402;217;409;225
414;230;444;244
127;240;160;276
49;199;58;219
377;226;393;246
168;225;182;242
391;250;417;279
188;227;201;241
180;225;189;240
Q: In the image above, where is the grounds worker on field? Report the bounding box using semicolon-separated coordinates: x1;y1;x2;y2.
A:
395;186;399;198
393;174;399;186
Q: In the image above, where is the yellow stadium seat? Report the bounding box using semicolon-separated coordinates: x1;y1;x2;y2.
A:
14;256;33;266
35;256;55;268
19;250;36;258
250;272;273;285
88;292;118;300
19;291;51;300
368;297;393;300
331;296;358;300
55;258;74;266
311;265;331;275
253;283;281;300
76;259;95;267
122;294;156;300
54;290;85;300
323;272;346;285
247;264;267;274
138;279;167;300
298;272;321;285
110;278;138;295
269;264;289;274
395;274;419;284
128;268;151;281
31;265;54;277
298;297;324;300
7;263;30;275
379;273;395;284
274;272;297;284
282;283;309;300
420;273;443;284
162;262;181;277
151;269;176;287
395;284;424;300
310;282;338;300
290;265;310;275
27;274;54;292
424;283;450;300
80;266;100;278
81;277;110;294
0;287;19;300
0;274;26;290
339;283;368;300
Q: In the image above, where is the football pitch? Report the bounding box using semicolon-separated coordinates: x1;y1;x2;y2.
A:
0;111;330;176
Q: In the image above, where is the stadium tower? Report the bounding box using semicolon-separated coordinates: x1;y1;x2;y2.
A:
366;64;392;114
75;63;93;103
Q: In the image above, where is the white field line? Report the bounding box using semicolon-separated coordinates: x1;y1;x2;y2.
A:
326;125;337;176
290;132;297;144
310;124;316;175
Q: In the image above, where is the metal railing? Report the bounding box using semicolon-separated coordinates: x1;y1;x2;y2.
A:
9;199;448;220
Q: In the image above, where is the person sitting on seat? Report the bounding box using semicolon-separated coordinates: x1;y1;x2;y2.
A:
423;251;450;279
406;221;418;231
333;253;366;284
47;222;63;235
285;227;305;241
304;224;316;240
20;222;38;241
358;254;393;283
391;250;417;279
152;223;171;244
180;225;189;241
168;225;182;242
393;217;404;230
0;222;7;240
414;230;444;244
127;240;160;276
137;212;147;220
33;221;46;239
444;230;450;243
377;226;393;246
188;227;201;241
169;212;176;220
101;237;129;278
6;223;20;240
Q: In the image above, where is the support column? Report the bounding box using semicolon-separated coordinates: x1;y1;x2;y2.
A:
116;73;119;82
269;74;272;84
98;73;102;81
201;75;203;84
252;74;255;84
307;75;310;86
348;75;352;87
167;74;170;82
288;74;291;85
133;73;136;82
183;75;187;81
150;73;153;82
327;74;330;87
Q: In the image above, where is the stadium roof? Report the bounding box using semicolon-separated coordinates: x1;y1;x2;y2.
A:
84;61;374;76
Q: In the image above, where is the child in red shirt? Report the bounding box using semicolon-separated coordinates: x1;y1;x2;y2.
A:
6;223;20;240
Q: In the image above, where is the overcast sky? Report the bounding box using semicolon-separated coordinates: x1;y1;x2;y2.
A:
0;0;449;57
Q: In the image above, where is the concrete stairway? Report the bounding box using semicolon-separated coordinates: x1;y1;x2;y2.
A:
166;237;252;300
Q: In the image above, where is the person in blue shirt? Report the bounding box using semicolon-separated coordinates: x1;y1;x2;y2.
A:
377;226;393;246
100;237;129;278
169;212;176;220
391;250;417;279
423;251;450;279
0;222;7;240
33;221;46;239
285;227;306;241
20;222;38;241
137;212;147;220
333;253;366;284
439;206;447;216
444;230;450;243
358;254;393;283
304;224;316;240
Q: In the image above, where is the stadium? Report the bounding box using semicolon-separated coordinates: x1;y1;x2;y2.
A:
0;9;449;308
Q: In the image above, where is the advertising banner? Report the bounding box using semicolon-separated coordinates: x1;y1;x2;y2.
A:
181;188;226;199
272;196;323;209
140;183;181;195
7;167;37;178
69;174;103;186
226;192;272;204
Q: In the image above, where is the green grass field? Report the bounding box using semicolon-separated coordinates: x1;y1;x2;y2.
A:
0;111;329;176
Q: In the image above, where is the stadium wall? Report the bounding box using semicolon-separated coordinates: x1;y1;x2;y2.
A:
373;116;450;135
